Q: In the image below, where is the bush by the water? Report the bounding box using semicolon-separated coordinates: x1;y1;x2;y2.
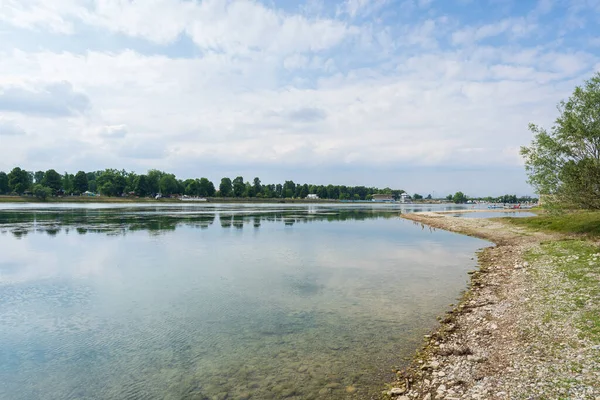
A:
32;184;52;201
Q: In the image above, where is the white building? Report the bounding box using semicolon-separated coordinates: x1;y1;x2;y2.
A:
400;193;412;203
306;194;319;200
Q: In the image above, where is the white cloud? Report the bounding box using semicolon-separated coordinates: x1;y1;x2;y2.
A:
0;0;76;34
0;81;90;117
341;0;389;18
1;0;356;55
0;117;26;136
99;125;127;139
283;54;309;70
0;0;598;194
452;18;537;46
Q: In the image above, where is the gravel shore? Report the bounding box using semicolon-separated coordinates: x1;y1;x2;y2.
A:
384;211;600;400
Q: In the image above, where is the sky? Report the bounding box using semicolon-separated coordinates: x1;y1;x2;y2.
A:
0;0;599;196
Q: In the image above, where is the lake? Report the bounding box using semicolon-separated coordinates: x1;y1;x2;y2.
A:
0;203;489;400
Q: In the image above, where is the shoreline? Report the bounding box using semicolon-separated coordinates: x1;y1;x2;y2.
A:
0;195;340;204
385;212;599;399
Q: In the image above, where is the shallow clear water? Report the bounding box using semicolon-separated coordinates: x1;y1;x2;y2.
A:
0;204;489;400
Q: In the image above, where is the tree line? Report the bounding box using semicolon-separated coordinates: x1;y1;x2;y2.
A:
443;192;536;204
0;167;407;201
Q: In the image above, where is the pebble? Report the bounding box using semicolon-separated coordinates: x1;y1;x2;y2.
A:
345;386;356;394
388;387;406;395
437;371;446;377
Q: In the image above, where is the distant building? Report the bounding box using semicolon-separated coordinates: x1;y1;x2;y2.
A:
306;194;319;200
372;194;394;202
400;193;412;203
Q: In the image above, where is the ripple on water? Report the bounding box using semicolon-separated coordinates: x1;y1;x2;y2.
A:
0;205;489;399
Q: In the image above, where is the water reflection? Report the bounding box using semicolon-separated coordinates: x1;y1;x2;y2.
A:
0;207;401;237
0;204;490;400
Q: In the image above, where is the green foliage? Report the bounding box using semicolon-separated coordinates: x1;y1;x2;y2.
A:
452;191;467;203
32;184;52;200
446;194;453;201
199;177;215;196
0;172;8;194
42;169;62;192
283;181;296;198
505;211;600;237
96;169;127;196
134;175;149;196
219;177;233;197
34;171;45;184
88;180;97;192
521;72;600;209
159;174;178;195
253;177;261;195
1;166;408;201
8;167;31;194
146;169;164;194
426;194;432;199
232;176;245;197
413;193;423;200
73;171;88;194
62;172;74;194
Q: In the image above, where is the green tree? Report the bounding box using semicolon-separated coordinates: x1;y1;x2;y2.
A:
252;177;262;196
0;172;8;194
62;172;75;194
452;191;467;204
159;174;179;195
219;177;233;197
198;178;215;197
134;175;150;196
521;72;600;209
300;184;309;198
426;194;432;199
96;169;127;196
8;167;31;194
88;180;97;192
146;169;164;194
413;193;423;200
282;181;296;198
32;184;52;200
243;182;254;197
232;176;245;197
73;171;88;194
185;179;200;196
446;194;453;201
34;171;45;184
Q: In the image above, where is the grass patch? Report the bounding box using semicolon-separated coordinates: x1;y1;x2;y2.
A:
526;240;600;342
505;211;600;237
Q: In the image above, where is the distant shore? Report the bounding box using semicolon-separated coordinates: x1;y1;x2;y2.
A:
0;195;449;205
0;195;341;204
385;211;599;399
